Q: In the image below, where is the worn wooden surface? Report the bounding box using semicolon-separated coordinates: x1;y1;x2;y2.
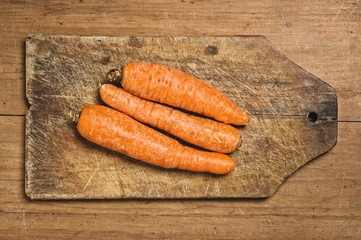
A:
25;34;337;199
1;0;360;238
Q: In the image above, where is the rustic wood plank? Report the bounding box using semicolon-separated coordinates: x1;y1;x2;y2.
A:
0;0;360;238
1;116;360;239
25;34;337;199
0;0;360;121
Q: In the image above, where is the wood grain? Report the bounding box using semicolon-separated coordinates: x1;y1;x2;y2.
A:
0;0;360;238
25;35;336;199
0;0;360;121
1;116;360;239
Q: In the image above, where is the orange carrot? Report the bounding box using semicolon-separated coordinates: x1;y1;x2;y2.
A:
100;84;242;153
108;62;250;125
77;105;236;174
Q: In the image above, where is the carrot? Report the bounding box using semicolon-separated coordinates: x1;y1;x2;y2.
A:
77;104;236;174
100;84;242;153
107;62;250;125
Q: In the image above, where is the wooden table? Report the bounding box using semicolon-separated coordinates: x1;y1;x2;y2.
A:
1;0;360;239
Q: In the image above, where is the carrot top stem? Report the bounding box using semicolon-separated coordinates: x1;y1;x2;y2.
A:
68;111;81;123
107;68;123;85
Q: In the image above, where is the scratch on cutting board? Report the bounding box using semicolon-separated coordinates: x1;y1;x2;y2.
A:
199;58;258;95
204;184;210;195
42;94;94;99
83;167;98;191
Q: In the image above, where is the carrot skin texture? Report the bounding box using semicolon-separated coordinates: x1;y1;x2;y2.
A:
100;84;242;153
77;105;236;174
120;62;250;125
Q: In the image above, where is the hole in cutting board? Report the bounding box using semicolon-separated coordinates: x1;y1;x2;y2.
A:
308;112;318;122
205;45;218;55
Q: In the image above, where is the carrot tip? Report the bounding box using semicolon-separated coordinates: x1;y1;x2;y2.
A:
235;134;242;149
242;113;251;125
107;68;123;85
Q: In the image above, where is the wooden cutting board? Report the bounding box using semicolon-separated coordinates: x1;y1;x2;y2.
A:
25;34;337;199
